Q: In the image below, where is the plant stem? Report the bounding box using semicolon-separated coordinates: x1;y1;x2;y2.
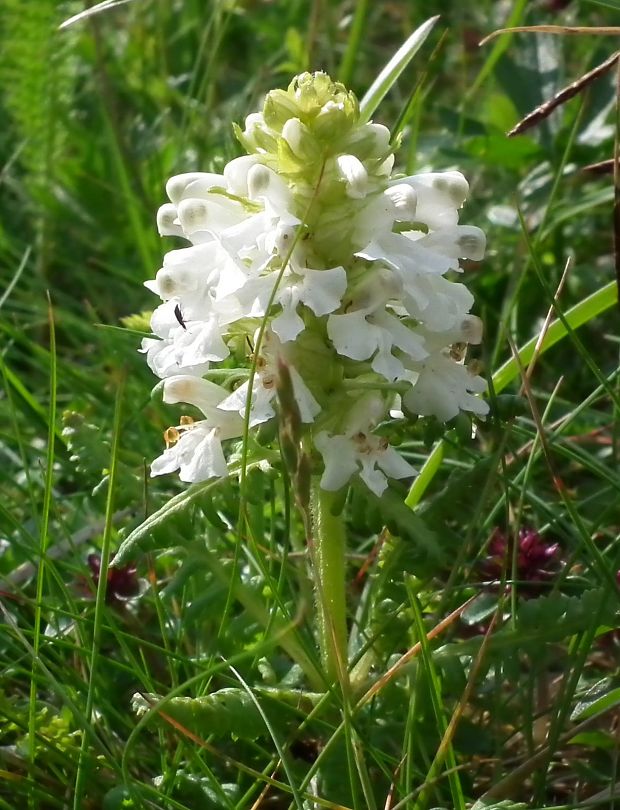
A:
310;479;349;688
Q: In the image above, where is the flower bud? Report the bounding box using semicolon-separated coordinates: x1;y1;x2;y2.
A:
166;172;223;204
281;117;321;163
156;204;182;237
336;155;369;199
262;88;300;131
237;113;279;154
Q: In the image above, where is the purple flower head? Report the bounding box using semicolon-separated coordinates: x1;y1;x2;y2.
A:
482;527;560;584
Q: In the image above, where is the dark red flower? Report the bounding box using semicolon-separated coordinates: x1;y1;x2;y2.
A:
482;527;560;584
87;553;140;603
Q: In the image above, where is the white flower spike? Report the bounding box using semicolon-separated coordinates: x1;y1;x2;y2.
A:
143;72;488;495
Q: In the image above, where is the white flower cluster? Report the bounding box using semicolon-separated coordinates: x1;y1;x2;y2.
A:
143;73;488;497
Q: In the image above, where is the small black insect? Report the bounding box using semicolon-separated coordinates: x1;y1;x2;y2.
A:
174;304;187;330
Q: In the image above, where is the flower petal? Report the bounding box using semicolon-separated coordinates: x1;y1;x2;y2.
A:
315;432;359;491
298;266;347;316
327;311;379;361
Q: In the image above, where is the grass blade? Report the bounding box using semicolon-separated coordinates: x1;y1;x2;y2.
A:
359;16;439;123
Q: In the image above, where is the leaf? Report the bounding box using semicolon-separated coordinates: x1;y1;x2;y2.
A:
419;456;498;527
112;458;270;565
571;678;620;721
462;133;541;170
461;594;499;626
496;34;561;120
472;800;528;810
112;482;212;565
440;589;619;660
567;730;616;749
359;16;439;122
133;687;324;741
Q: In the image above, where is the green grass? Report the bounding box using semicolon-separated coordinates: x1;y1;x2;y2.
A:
2;1;620;808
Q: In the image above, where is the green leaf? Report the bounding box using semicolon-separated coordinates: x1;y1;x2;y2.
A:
571;678;620;721
133;688;324;741
472;800;528;810
461;594;499;626
441;589;619;661
462;133;541;170
567;730;616;749
359;16;439;122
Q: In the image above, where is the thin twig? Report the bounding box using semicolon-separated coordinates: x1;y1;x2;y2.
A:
480;25;620;47
582;158;616;174
508;51;620;137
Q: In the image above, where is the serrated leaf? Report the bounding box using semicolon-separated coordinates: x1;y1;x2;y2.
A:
113;460;267;565
440;589;619;660
112;481;215;565
419;456;497;527
133;687;324;741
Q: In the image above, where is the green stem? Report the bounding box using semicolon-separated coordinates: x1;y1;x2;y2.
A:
310;479;349;688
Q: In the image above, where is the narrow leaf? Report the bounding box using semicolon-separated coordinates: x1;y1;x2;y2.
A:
359;16;439;123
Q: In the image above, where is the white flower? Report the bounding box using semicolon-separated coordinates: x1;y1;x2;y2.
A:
403;353;489;422
140;300;214;378
327;307;427;381
392;170;469;230
314;430;416;497
218;331;321;426
165;172;226;204
270;265;348;342
151;376;244;483
145;242;248;315
144;74;489;492
356;224;485;332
